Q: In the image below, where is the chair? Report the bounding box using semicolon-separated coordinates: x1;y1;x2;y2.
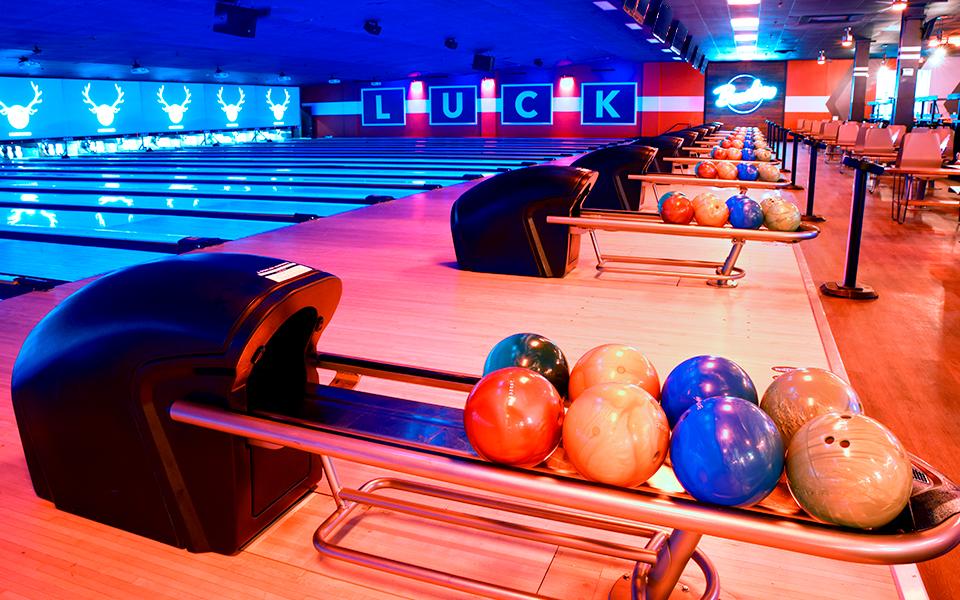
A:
892;132;951;221
631;136;684;174
887;125;907;148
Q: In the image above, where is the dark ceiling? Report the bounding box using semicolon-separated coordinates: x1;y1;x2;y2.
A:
1;0;957;85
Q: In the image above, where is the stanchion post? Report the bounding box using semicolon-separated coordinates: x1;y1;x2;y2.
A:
780;125;792;175
820;157;882;300
802;139;826;222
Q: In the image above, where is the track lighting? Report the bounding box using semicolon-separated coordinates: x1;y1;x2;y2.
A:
841;27;853;48
817;50;826;65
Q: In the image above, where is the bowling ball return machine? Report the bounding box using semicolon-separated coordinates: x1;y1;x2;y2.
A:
11;253;960;600
451;165;819;287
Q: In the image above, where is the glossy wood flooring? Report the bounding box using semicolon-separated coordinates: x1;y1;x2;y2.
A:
0;156;912;599
784;149;960;600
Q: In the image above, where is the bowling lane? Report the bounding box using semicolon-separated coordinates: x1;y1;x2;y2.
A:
0;178;421;202
0;170;460;189
0;163;502;179
34;156;538;168
0;192;363;220
0;238;168;282
0;207;289;244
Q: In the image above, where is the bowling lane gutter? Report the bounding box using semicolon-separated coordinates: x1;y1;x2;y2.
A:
0;198;320;223
0;184;394;205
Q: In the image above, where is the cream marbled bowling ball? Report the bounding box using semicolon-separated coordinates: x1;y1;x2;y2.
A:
763;199;802;232
757;163;781;182
759;191;782;213
786;413;913;529
693;192;729;227
716;161;739;180
760;367;862;443
568;344;661;401
562;383;670;487
755;148;773;162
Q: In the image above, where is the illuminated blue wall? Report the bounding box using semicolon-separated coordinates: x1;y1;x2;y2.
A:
0;76;299;141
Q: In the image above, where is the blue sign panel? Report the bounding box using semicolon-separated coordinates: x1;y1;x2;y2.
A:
428;85;478;126
61;79;143;136
361;87;406;126
580;82;637;126
205;84;264;130
261;86;300;127
139;82;207;132
501;84;553;125
0;77;66;141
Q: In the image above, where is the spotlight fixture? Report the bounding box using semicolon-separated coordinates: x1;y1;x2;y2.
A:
890;0;907;11
817;50;826;64
328;78;341;84
533;58;544;67
278;71;292;83
928;17;943;48
370;81;382;86
213;66;229;80
559;76;575;92
841;27;853;47
32;45;42;55
130;60;149;75
363;19;382;35
17;56;40;69
444;37;458;50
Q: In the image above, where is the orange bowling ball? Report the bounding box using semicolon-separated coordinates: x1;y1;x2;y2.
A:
568;344;661;400
562;383;670;487
464;367;564;467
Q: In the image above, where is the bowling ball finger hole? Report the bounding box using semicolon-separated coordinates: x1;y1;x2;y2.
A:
840;414;852;419
824;436;835;445
839;440;850;448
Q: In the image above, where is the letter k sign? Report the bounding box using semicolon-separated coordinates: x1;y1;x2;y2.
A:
581;82;637;126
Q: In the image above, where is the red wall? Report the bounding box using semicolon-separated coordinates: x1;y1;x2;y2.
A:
640;63;705;136
784;60;853;128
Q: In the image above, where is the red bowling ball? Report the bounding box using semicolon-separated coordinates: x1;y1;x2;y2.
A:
710;146;728;160
464;367;564;467
661;194;694;224
720;139;733;149
695;160;718;179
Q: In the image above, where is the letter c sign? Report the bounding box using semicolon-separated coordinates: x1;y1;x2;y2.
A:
501;84;554;125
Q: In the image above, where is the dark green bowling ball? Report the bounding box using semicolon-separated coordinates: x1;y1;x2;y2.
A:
483;333;570;398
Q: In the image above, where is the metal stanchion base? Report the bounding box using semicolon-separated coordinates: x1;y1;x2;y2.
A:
784;184;804;191
780;168;792;174
801;214;826;223
820;281;878;300
608;573;703;599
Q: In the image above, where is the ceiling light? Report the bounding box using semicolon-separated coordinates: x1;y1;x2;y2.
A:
559;76;575;92
625;22;642;30
661;48;674;53
671;56;682;60
130;60;149;75
841;27;854;47
213;66;229;80
328;78;341;84
817;50;826;64
734;33;758;42
363;19;382;35
646;38;660;43
930;46;947;65
278;71;292;83
731;17;760;31
948;35;960;47
444;37;458;50
370;81;382;86
410;80;423;94
727;0;761;4
17;56;40;69
593;1;618;10
890;0;907;11
481;77;495;92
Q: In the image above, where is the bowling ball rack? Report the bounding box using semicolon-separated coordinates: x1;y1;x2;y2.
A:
630;173;790;198
169;351;960;600
547;210;819;287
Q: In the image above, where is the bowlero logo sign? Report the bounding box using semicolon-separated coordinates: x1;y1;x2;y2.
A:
704;61;786;127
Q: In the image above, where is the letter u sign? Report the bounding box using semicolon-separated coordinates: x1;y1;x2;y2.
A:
428;85;478;125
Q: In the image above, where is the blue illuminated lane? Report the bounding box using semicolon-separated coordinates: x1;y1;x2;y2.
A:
0;239;169;282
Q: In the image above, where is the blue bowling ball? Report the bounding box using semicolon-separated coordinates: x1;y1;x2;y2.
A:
660;355;758;426
741;148;755;161
737;163;759;181
670;396;784;506
728;196;764;229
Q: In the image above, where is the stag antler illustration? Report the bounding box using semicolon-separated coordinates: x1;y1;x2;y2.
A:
217;87;245;108
265;88;290;109
0;81;43;116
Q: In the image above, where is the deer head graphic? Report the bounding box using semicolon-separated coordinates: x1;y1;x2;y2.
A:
265;88;291;120
82;83;125;126
156;85;192;124
217;87;245;122
0;82;43;130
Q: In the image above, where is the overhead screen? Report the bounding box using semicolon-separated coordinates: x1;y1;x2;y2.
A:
0;76;299;141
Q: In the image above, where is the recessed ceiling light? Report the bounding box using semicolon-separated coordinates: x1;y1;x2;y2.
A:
661;48;674;53
646;38;660;43
728;0;761;4
731;17;760;30
734;33;758;42
594;1;618;10
625;22;642;30
671;56;682;60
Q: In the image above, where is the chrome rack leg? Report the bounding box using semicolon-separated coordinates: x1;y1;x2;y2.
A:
320;455;347;509
707;239;745;287
645;530;708;600
589;230;606;271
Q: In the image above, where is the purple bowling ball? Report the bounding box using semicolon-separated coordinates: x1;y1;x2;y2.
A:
737;163;759;181
728;196;764;229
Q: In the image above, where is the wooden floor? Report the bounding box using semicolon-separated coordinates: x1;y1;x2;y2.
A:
0;149;938;599
786;149;960;600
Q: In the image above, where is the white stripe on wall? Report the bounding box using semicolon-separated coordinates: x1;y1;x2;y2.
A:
785;96;830;112
307;95;706;117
